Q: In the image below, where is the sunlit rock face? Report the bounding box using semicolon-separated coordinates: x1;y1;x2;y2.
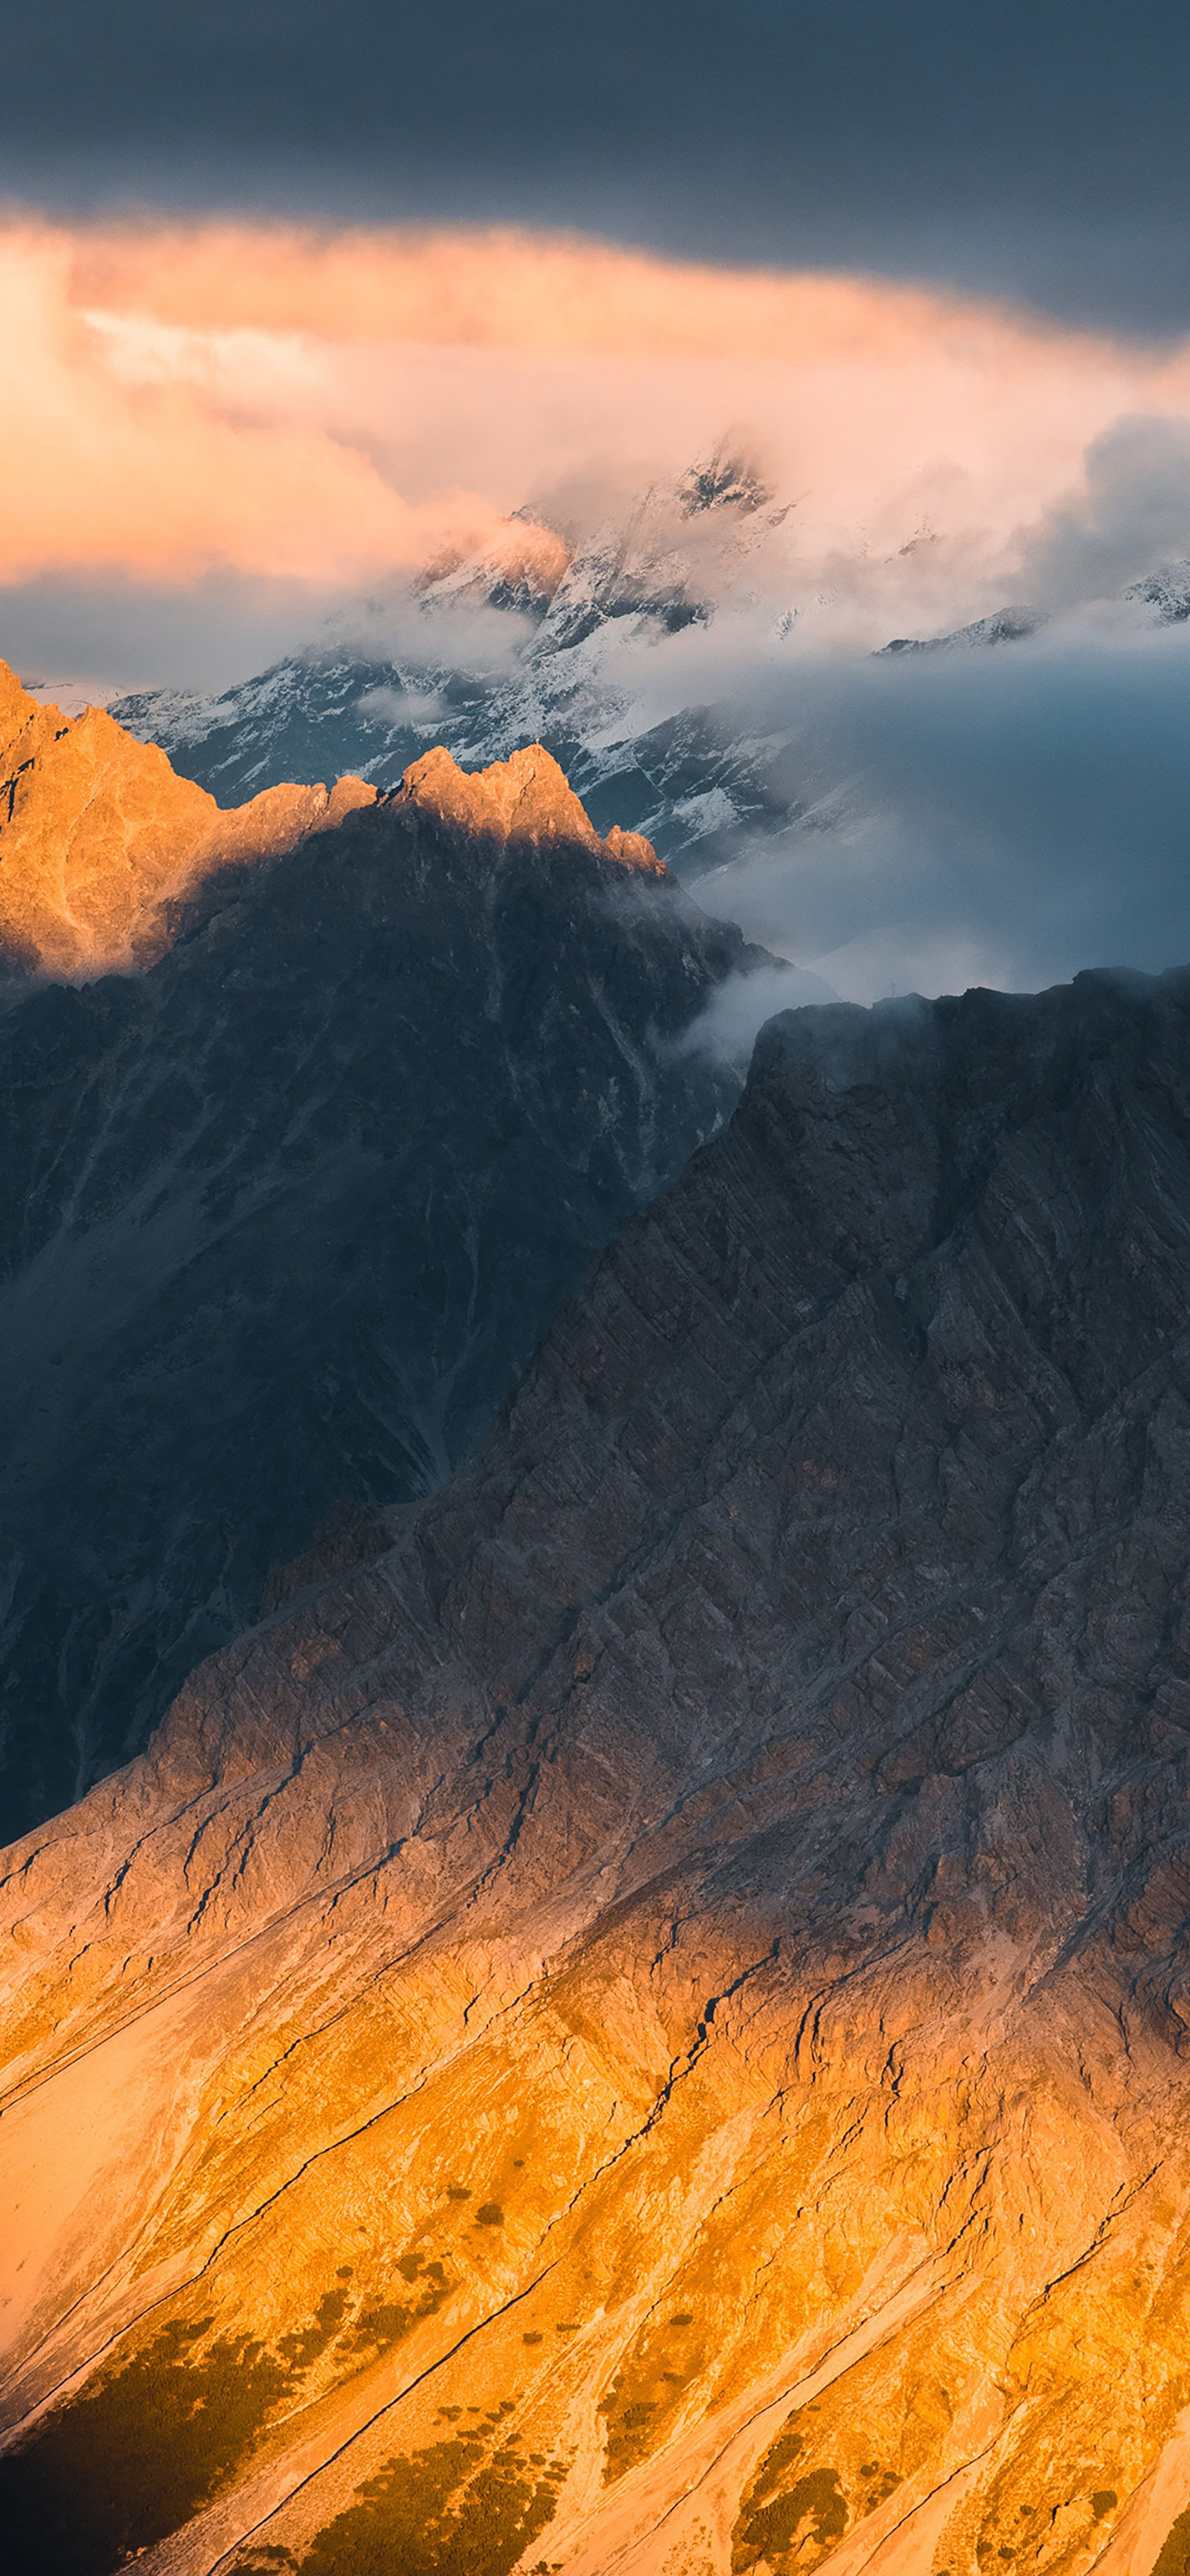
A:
4;969;1190;2576
0;734;758;1836
0;661;374;976
394;743;665;876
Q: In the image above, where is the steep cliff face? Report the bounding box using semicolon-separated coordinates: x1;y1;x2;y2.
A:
0;734;761;1837
4;970;1190;2576
0;661;374;976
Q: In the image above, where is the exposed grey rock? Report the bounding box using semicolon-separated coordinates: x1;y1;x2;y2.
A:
5;969;1190;2576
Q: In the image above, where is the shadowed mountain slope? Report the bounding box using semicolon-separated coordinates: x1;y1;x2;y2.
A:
4;970;1190;2576
0;738;761;1838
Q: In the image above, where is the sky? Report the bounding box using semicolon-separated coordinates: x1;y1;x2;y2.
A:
7;1;1190;331
5;2;1190;998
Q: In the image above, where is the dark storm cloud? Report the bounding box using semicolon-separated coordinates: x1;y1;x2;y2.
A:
5;1;1190;331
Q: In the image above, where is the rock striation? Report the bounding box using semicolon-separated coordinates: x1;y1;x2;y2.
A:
0;731;764;1837
4;969;1190;2576
0;661;374;977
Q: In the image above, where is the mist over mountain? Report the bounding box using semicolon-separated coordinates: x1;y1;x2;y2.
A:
112;459;789;883
6;964;1190;2576
112;453;1190;1007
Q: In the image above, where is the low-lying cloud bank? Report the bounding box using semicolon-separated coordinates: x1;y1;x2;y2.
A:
684;629;1190;1023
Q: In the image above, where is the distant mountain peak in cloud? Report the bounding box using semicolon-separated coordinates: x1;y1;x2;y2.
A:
874;562;1190;652
106;453;1190;1010
110;454;806;884
677;444;774;518
1124;560;1190;623
413;512;572;619
875;605;1043;657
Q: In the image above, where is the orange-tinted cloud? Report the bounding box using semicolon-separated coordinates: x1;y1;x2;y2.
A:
51;222;1190;371
6;215;1190;603
0;225;510;584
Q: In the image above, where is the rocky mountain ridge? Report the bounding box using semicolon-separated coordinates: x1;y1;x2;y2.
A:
395;742;664;874
0;661;375;979
4;967;1190;2576
0;725;765;1837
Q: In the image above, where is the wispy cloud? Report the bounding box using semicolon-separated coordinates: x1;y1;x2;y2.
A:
9;212;1190;1005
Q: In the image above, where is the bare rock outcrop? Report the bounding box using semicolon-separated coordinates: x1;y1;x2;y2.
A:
4;972;1190;2576
0;661;374;976
395;741;667;874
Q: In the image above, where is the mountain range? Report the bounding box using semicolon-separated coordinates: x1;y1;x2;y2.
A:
4;963;1190;2576
107;465;1190;933
8;478;1190;2576
109;460;816;887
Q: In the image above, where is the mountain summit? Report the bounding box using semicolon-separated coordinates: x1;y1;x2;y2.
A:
0;661;373;978
396;742;664;873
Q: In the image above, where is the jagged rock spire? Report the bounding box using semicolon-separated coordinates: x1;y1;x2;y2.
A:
394;741;665;874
